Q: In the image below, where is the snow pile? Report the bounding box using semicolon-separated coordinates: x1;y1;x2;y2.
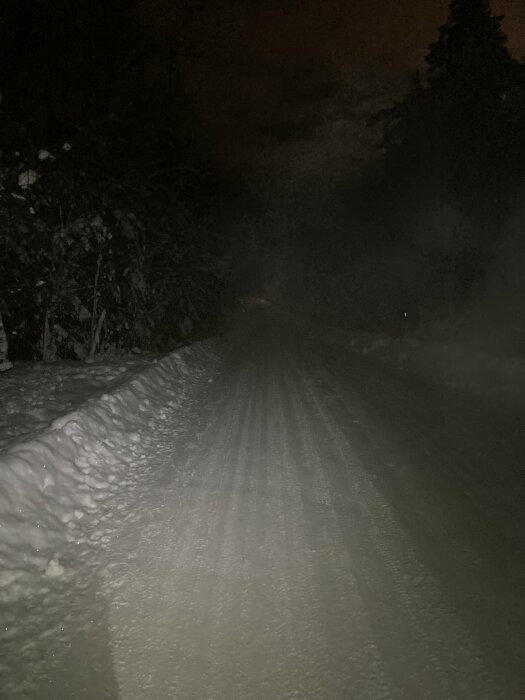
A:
286;309;525;408
344;330;525;404
0;342;217;596
0;357;153;452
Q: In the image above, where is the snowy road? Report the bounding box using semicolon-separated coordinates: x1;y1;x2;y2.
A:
3;311;525;698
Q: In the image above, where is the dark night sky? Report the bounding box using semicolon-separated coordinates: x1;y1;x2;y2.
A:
143;1;525;172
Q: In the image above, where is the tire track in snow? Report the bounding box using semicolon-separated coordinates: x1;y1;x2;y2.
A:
286;360;490;699
289;339;524;699
275;354;392;699
108;361;255;699
317;346;525;685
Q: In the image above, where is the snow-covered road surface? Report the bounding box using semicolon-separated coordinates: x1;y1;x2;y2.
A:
2;311;525;699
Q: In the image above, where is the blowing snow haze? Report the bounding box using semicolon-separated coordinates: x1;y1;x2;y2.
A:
1;1;525;698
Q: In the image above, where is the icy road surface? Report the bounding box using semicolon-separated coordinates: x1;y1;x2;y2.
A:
3;311;525;699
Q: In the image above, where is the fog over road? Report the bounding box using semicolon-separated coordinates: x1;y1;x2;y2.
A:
5;311;525;698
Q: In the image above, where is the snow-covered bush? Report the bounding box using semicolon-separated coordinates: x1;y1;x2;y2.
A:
0;118;228;361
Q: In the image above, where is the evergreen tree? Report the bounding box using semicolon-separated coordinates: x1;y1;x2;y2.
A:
375;0;525;310
428;1;525;196
382;0;525;219
426;0;514;89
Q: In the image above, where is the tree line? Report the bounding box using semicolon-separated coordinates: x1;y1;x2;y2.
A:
0;0;229;363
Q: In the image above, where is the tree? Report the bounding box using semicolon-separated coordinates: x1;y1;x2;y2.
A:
372;0;525;318
428;1;525;195
0;311;13;371
427;0;513;86
384;1;525;186
381;0;525;242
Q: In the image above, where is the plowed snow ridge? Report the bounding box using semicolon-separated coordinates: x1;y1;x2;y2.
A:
0;342;217;585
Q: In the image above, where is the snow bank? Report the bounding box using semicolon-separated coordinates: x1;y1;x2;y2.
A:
288;310;525;409
0;342;217;595
0;357;153;451
340;329;525;405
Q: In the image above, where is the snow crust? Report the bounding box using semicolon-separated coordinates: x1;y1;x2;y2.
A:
0;343;216;598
